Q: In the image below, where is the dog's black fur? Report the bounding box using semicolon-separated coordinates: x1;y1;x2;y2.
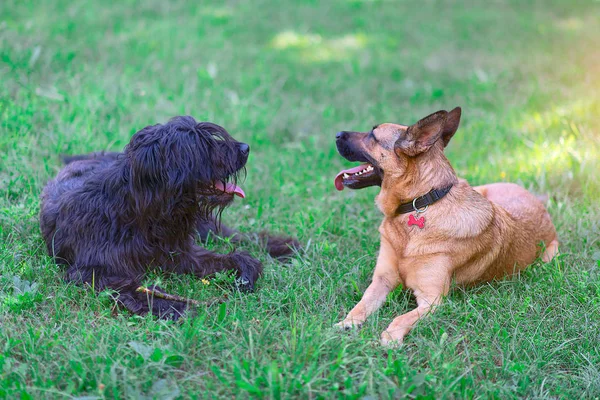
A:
40;116;298;319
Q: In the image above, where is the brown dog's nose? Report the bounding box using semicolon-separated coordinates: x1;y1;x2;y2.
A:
336;131;348;140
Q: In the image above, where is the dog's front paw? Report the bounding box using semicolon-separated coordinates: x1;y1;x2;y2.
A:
231;251;263;292
380;330;404;348
335;318;364;330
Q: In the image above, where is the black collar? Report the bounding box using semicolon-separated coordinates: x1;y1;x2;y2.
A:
396;184;454;215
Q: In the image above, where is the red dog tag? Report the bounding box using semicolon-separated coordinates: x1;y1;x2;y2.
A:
408;214;425;229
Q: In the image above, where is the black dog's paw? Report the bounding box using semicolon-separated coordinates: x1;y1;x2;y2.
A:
152;298;188;321
145;285;189;321
231;251;262;292
119;285;188;320
259;232;301;260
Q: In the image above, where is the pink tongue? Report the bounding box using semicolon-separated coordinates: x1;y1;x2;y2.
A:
214;181;246;198
334;164;370;191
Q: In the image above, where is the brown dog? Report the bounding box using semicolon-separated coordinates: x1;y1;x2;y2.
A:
333;107;559;346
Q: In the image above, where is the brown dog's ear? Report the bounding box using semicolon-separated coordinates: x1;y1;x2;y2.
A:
442;107;461;147
395;110;448;157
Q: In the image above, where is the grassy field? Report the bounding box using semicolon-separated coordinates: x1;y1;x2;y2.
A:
1;0;600;398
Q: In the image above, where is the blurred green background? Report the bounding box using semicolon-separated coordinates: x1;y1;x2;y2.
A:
1;0;599;398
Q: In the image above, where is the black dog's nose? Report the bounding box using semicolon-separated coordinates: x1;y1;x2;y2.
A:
238;143;250;155
336;131;347;140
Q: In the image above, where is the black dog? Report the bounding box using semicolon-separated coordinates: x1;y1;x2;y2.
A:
40;116;298;319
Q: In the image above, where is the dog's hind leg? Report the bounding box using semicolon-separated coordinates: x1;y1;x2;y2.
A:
65;265;187;319
169;245;262;292
197;216;300;260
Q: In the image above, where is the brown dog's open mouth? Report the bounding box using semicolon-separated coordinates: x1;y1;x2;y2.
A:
214;181;246;198
334;163;380;191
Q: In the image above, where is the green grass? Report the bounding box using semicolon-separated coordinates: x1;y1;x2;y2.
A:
1;0;600;398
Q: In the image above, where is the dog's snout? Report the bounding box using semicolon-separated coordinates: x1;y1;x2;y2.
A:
336;131;348;140
238;143;250;155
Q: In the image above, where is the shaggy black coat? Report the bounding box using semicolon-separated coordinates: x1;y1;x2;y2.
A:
40;116;297;319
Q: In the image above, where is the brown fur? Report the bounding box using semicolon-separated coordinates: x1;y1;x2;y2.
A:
334;107;559;346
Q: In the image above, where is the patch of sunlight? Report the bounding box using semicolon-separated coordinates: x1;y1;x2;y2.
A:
347;0;395;3
270;31;367;62
199;6;233;18
555;17;584;32
271;31;322;49
513;136;579;173
508;134;598;194
504;97;600;196
519;99;600;138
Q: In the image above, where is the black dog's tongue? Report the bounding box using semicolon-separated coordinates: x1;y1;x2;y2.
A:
215;181;246;198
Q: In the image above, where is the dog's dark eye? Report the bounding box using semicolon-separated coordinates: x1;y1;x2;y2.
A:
368;131;378;142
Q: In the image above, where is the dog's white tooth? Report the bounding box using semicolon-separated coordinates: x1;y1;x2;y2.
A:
343;173;349;179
